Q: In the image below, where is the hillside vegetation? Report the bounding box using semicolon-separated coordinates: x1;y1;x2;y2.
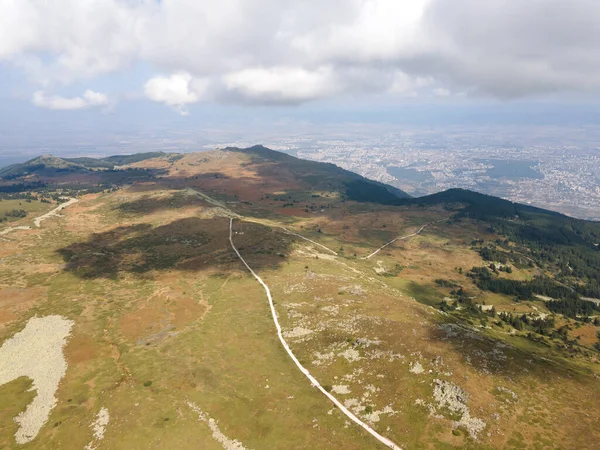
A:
0;146;598;450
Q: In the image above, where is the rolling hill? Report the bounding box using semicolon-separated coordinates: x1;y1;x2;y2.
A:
0;152;166;179
0;146;598;450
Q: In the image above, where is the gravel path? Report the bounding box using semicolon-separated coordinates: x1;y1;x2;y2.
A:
0;315;74;444
229;218;401;450
280;227;338;255
0;225;31;236
0;197;78;236
362;218;448;260
361;224;429;260
191;187;338;255
33;198;78;227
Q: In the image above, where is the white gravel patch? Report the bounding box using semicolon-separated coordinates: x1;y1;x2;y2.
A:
0;315;74;444
312;351;336;366
343;387;397;425
339;285;366;296
409;362;425;374
283;327;313;339
432;379;486;439
364;405;396;423
342;367;364;382
283;283;309;294
354;338;381;347
84;407;110;450
366;349;405;362
188;402;251;450
338;348;361;362
438;323;483;341
320;305;340;315
495;386;518;402
311;342;348;366
332;385;351;395
374;261;387;274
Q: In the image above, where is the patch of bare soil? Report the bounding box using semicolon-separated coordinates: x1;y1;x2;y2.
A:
0;287;47;313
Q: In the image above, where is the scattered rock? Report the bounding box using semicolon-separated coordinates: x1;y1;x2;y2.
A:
0;315;74;444
188;402;251;450
409;362;425;374
338;348;361;362
84;407;110;450
432;379;486;439
332;385;351;395
339;285;366;296
283;327;313;339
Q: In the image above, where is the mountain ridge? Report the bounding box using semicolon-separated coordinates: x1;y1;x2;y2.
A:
0;145;585;222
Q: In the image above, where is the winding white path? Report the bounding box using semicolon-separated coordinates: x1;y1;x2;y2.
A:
229;218;401;450
33;198;78;227
279;227;337;255
361;224;429;260
0;197;78;236
0;225;31;236
190;187;338;255
361;218;449;260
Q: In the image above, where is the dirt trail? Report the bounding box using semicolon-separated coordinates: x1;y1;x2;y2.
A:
189;188;447;261
190;187;338;254
0;197;78;236
361;224;428;260
0;225;31;236
33;198;78;227
279;227;337;255
362;218;448;260
229;218;401;450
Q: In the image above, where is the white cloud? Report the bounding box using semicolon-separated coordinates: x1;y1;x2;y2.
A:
0;0;148;84
82;90;110;106
223;66;339;104
144;73;208;115
388;72;432;96
32;90;108;110
5;0;600;110
433;88;451;97
290;0;431;63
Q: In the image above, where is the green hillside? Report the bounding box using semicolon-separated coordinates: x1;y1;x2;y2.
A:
0;152;168;180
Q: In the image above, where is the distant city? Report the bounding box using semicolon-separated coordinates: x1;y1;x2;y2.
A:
263;126;600;221
292;142;600;221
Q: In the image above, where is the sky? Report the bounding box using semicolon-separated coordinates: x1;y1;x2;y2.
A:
2;0;600;161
